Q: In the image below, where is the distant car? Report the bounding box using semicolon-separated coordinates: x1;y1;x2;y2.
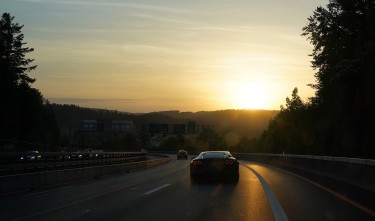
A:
177;149;188;160
190;151;239;182
20;151;42;161
70;152;83;160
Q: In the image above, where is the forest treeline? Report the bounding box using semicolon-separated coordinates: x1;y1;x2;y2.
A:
1;0;374;157
253;1;375;158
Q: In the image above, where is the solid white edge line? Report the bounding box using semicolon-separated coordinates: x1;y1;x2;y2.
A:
241;163;289;221
143;184;170;195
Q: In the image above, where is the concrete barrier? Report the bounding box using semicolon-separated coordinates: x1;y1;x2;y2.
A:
0;156;170;195
239;153;375;193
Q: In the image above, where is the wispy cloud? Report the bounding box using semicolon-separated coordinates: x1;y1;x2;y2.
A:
15;0;192;14
48;97;139;104
179;24;295;34
122;44;177;53
129;13;192;25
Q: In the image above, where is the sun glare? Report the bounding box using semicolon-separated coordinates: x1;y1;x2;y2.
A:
227;82;268;110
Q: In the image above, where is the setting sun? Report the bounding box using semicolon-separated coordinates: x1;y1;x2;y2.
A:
226;82;268;110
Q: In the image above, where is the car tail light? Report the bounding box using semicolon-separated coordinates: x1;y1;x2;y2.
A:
193;160;202;165
225;160;233;165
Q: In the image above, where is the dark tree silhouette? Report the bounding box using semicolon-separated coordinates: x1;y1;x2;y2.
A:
258;88;309;154
302;0;375;157
257;1;375;158
0;13;59;150
0;13;36;90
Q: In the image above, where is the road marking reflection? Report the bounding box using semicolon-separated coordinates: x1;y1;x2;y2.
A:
241;163;289;221
143;184;170;195
211;184;223;197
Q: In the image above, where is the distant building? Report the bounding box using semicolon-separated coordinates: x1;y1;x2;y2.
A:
83;120;97;131
150;136;162;148
78;119;135;148
112;120;133;133
77;120;213;149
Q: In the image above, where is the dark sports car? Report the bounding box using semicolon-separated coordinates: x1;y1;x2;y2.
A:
190;151;239;182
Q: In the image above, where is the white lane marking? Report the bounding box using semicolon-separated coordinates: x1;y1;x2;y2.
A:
27;185;75;196
143;184;170;195
241;163;289;221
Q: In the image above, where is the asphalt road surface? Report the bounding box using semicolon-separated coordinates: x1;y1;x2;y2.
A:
0;157;374;221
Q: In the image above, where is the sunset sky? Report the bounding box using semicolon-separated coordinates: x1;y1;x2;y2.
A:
3;0;327;112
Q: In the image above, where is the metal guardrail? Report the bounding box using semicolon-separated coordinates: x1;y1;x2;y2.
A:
0;151;145;163
238;153;375;167
237;152;375;193
148;150;375;166
0;152;148;175
0;156;146;174
0;155;171;194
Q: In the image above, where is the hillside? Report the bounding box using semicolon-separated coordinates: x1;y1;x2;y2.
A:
51;104;278;139
155;110;278;138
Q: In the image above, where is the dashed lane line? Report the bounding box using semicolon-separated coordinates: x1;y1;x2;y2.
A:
143;184;171;195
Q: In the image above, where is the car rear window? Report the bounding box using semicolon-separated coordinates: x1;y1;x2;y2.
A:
200;152;228;159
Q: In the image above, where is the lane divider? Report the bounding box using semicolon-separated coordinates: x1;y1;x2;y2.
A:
143;184;170;195
241;163;289;221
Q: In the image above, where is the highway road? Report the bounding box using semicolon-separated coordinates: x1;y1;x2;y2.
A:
0;157;374;221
